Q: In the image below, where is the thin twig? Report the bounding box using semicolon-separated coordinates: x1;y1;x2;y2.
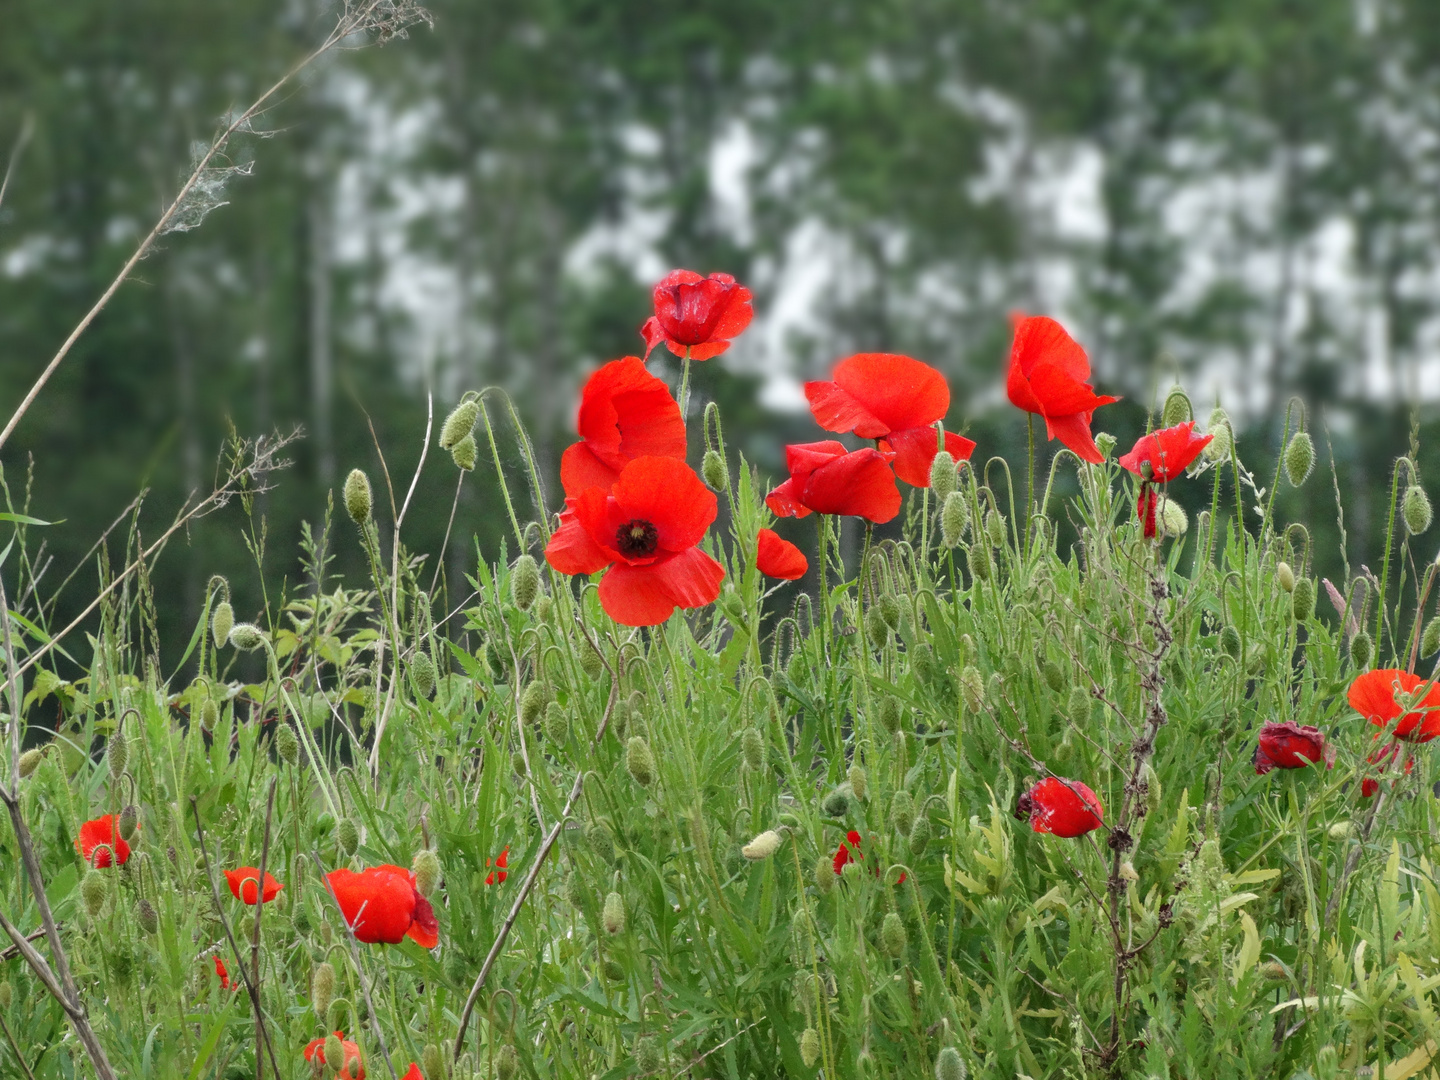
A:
0;924;49;962
0;113;34;216
0;1007;38;1080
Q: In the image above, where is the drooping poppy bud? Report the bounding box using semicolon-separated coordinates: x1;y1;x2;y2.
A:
741;830;783;860
585;821;616;863
324;1034;347;1075
935;1046;968;1080
1158;497;1188;537
211;600;234;651
1404;484;1433;535
625;737;655;787
1161;386;1193;428
439;398;479;451
847;764;868;801
136;897;159;935
199;699;219;733
118;804;139;842
1220;626;1242;660
800;1028;820;1068
814;855;834;895
602;891;626;935
1283;431;1315;487
891;790;916;837
519;681;548;726
1292;578;1315;622
106;733;128;779
701;449;728;492
985;509;1006;548
1350;631;1373;670
421;1045;444;1080
929;450;957;500
510;554;540;611
543;702;569;744
18;747;42;778
228;623;267;652
1276;561;1295;593
1422;618;1440;659
878;697;902;734
880;912;907;957
966;544;992;582
449;433;477;472
741;727;763;771
908;815;931;856
940;491;967;548
336;818;360;856
632;1033;663;1073
495;1045;519;1080
822;788;850;818
275;722;300;765
344;469;373;525
81;869;108;916
409;651;436;700
412;850;441;898
1204;407;1233;461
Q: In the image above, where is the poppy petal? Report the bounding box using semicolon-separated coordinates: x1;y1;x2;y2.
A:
545;502;614;576
572;357;686;480
756;528;808;580
1042;411;1106;464
830;353;950;434
801;450;901;523
880;427;977;488
803;379;888;439
1009;314;1092;384
1027;363;1116;419
647;546;726;609
407;892;439;949
597;562;685;626
640;316;666;358
764;477;812;519
610;457;717;553
560;442;622;498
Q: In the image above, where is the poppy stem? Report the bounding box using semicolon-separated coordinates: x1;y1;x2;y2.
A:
1026;414;1035;553
679;348;693;417
815;515;829;658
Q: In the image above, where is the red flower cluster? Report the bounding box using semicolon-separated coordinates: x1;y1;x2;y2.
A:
304;1032;365;1079
485;846;509;885
1118;422;1212;538
1015;777;1105;838
325;866;439;949
1349;669;1440;742
225;867;283;905
559;357;686;497
641;270;753;361
1006;315;1118;463
1253;722;1332;775
756;528;807;580
75;815;131;868
213;954;233;991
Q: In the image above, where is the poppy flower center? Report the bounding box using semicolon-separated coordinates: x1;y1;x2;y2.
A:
615;518;659;558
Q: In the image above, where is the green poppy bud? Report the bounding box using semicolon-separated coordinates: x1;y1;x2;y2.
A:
1161;386;1193;428
200;698;220;733
1094;432;1117;459
960;666;984;713
1292;577;1315;622
880;911;907;958
602;891;625;935
848;764;868;801
925;449;957;500
742;830;783;860
822;788;850;818
602;958;625;982
211;600;234;651
864;606;887;649
1328;821;1354;841
1349;630;1373;670
985;509;1006;549
510;554;540;611
633;1034;661;1073
544;702;569;744
0;981;11;1011
1422;617;1440;659
940;491;967;548
814;855;835;895
879;592;902;632
1042;660;1066;694
800;1028;821;1068
275;722;300;765
336;817;360;856
935;1046;968;1080
495;1044;519;1080
18;747;42;778
422;1044;445;1080
439;398;479;451
966;543;992;582
741;727;764;771
1284;431;1315;487
908;814;931;857
118;804;139;842
701;449;728;492
1276;561;1295;593
579;643;605;681
1067;686;1090;721
410;651;437;700
324;1034;346;1074
412;849;441;897
1404;484;1433;536
136;897;159;935
105;731;128;779
81;869;108;917
625;737;655;787
1219;626;1242;661
228;622;267;652
293;906;313;938
878;696;902;734
1158;497;1188;537
891;790;916;837
343;468;373;525
450;433;478;472
510;752;527;778
534;594;554;623
564;871;586;909
519;681;548;727
585;822;616;864
1204;408;1233;461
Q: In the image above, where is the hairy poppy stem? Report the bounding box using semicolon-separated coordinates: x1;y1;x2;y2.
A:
252;779;277;1080
1026;414;1035;553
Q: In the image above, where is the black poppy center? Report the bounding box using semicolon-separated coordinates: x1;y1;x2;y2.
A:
616;518;659;558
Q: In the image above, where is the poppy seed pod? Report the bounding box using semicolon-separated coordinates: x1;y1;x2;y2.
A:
929;450;957;500
602;891;625;935
966;543;992;582
701;448;728;492
343;468;373;525
985;509;1006;549
136;897;158;935
228;622;267;652
118;804;139;842
940;491;967;548
741;727;764;771
510;554;540;611
1292;578;1315;622
1204;408;1233;461
495;1044;519;1080
1161;386;1193;428
1219;626;1242;661
439;399;479;451
519;681;548;727
891;790;916;837
81;869;108;917
1404;484;1433;535
410;651;436;700
324;1034;346;1075
211;600;234;651
935;1046;968;1080
336;818;360;856
450;433;478;472
800;1028;821;1068
625;737;655;787
18;747;42;778
1422;617;1440;659
848;764;868;801
1283;431;1315;487
543;702;569;744
311;962;335;1018
275;722;300;765
908;814;932;857
880;911;907;957
1349;631;1373;670
814;855;835;895
412;849;441;898
1276;561;1295;593
633;1034;661;1073
741;830;783;860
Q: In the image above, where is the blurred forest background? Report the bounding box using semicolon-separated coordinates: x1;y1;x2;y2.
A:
2;0;1439;669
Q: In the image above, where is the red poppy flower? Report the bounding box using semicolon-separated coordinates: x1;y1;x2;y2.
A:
401;1067;422;1080
832;829;864;875
224;867;283;905
74;815;131;868
1015;777;1105;838
213;954;232;991
765;441;901;524
325;866;439;949
1361;738;1413;798
485;846;509;886
1006;315;1118;464
641;270;753;361
559;357;687;497
756;528;808;580
1119;422;1212;483
1253;722;1333;775
1348;669;1440;742
304;1032;366;1079
803;353;976;487
545;456;725;627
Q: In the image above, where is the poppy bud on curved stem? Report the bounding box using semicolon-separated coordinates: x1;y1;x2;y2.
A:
228;623;267;652
929;450;957;500
940;491;967;548
1219;626;1242;661
1422;617;1440;660
211;600;234;651
1291;578;1315;622
701;448;728;492
412;849;441;898
510;554;540;611
495;1044;519;1080
323;1034;346;1075
275;722;300;765
1284;431;1315;487
800;1028;821;1068
1161;386;1193;428
106;732;128;780
1203;407;1232;461
1276;561;1295;593
847;764;868;801
118;804;138;842
410;650;437;700
741;727;763;771
343;468;373;526
1404;484;1433;536
935;1046;968;1080
81;869;108;917
625;737;655;787
741;830;783;860
450;433;478;472
602;891;626;934
136;897;159;935
18;747;42;779
1349;630;1373;670
880;911;907;957
336;818;360;856
439;398;479;451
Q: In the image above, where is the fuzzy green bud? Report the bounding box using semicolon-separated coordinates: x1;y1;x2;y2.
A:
275;722;299;765
701;448;728;492
1219;625;1242;661
960;666;984;713
563;871;586;909
118;804;139;842
1161;386;1193;428
323;1034;346;1074
421;1045;444;1080
18;747;42;778
741;727;764;771
800;1028;821;1068
510;554;540;611
879;592;902;631
227;622;267;652
1422;617;1440;659
586;821;616;863
848;764;868;801
1349;630;1373;670
1292;577;1315;622
878;696;902;734
633;1034;661;1073
1283;431;1315;487
450;433;478;472
0;981;11;1011
891;790;916;837
199;698;219;733
985;508;1006;548
578;644;604;681
136;897;158;935
1328;821;1354;841
880;911;907;958
935;1046;968;1080
814;855;835;895
81;869;108;917
966;543;991;582
293;906;313;938
742;829;783;860
1203;408;1233;461
626;736;655;787
602;891;626;935
343;468;373;525
211;600;234;651
865;605;888;649
412;849;441;898
1041;660;1066;694
1094;431;1117;459
940;491;967;548
929;450;957;500
543;702;569;744
1067;686;1090;721
336;817;360;856
602;958;625;982
822;788;850;818
1404;484;1433;536
908;814;932;857
1158;497;1188;537
1276;561;1295;593
495;1044;519;1080
439;399;479;451
410;650;437;700
519;681;548;727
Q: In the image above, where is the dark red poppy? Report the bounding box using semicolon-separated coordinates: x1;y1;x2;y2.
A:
765;441;901;524
559;357;687;497
756;528;808;580
1006;315;1118;464
485;846;509;886
1015;777;1104;838
1361;738;1412;798
304;1032;366;1079
213;954;233;991
804;353;976;487
1253;722;1333;775
224;867;283;905
325;866;439;949
832;829;864;875
1119;422;1212;483
545;456;725;627
74;815;131;868
1349;669;1440;742
641;270;753;361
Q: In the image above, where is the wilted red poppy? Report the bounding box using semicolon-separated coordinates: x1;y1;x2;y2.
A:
756;528;808;580
1361;738;1412;798
325;866;439;949
224;867;283;905
304;1032;366;1079
1348;669;1440;742
545;456;725;627
832;829;864;875
1006;315;1118;464
1119;422;1212;482
765;441;901;524
74;815;131;868
641;270;753;361
485;847;509;886
1015;777;1104;838
213;954;233;991
1253;722;1333;775
559;357;687;497
804;353;976;487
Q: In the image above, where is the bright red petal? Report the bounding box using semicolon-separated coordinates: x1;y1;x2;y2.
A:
560;442;621;499
573;357;685;477
880;427;977;488
1009;315;1092;385
401;1067;424;1080
407;892;439;949
801;450;901;523
75;815;131;868
640;316;666;358
610;457;717;554
756;528;808;580
326;868;416;945
804;378;886;438
1042;411;1106;464
545;501;614;576
764;477;812;519
831;353;950;434
648;546;725;608
597;563;684;626
1118;422;1213;482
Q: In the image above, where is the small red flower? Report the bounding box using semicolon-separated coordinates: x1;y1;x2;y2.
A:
401;1067;423;1080
1361;738;1412;798
213;954;232;991
803;353;976;488
325;866;439;949
832;829;864;875
1006;315;1119;464
1015;777;1105;838
765;441;901;524
1119;422;1212;483
74;815;131;868
545;456;726;627
224;867;283;905
641;270;753;361
559;357;687;497
485;846;509;886
756;528;808;580
304;1032;366;1079
1253;722;1333;775
1349;669;1440;743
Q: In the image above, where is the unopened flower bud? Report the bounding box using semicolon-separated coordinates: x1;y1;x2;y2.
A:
1349;630;1373;670
413;849;441;898
585;821;616;863
626;737;655;787
450;433;478;472
929;451;957;500
891;790;916;837
1276;561;1295;593
275;722;299;765
410;651;436;700
18;747;42;778
960;666;984;713
324;1034;346;1074
211;600;234;651
136;897;159;935
519;681;548;726
985;509;1006;548
848;764;868;801
1260;960;1288;982
495;1044;519;1080
1158;497;1188;537
742;830;783;860
1041;660;1066;694
822;788;850;818
1204;408;1233;461
336;817;360;856
510;554;540;611
935;1046;968;1080
814;855;835;895
543;702;569;744
880;911;907;957
199;699;219;733
81;869;108;916
633;1034;661;1073
0;981;11;1011
864;605;888;649
1404;484;1433;536
1292;578;1315;622
602;958;625;982
1220;626;1242;660
741;727;764;771
879;593;902;632
940;491;967;548
602;891;626;934
1283;431;1315;487
118;804;138;842
878;696;902;734
1422;617;1440;659
294;906;313;937
106;732;128;779
343;468;373;525
966;543;991;582
1328;821;1354;841
439;398;479;451
701;449;728;492
908;814;931;857
1161;386;1193;428
1094;432;1117;459
421;1044;445;1080
228;622;267;652
800;1027;820;1067
563;871;586;909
